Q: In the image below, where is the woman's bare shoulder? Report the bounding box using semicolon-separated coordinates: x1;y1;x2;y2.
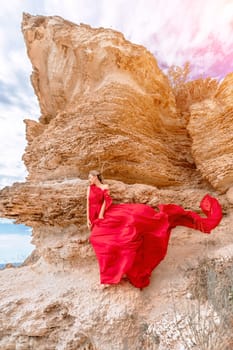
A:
102;184;109;190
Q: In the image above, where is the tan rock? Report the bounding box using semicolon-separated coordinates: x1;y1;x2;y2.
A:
0;258;145;350
174;77;218;124
0;12;232;350
187;74;233;193
21;13;197;187
226;186;233;204
0;178;228;267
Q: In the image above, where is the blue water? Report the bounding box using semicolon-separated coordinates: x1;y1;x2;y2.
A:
0;219;34;266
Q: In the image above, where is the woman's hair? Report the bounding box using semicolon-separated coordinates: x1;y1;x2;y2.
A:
89;170;103;183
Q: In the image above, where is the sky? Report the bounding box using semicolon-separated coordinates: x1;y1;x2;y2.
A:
0;218;33;263
0;0;233;262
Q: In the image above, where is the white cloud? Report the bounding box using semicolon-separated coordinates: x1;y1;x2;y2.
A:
0;218;13;224
0;233;34;263
41;0;101;25
0;102;39;188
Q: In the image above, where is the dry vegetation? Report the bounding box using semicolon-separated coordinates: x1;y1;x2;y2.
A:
175;257;233;350
167;62;219;123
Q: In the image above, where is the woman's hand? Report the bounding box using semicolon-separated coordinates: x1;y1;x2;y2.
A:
98;215;104;219
87;219;91;230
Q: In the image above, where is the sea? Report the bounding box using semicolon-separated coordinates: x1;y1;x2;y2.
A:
0;218;34;269
0;262;21;269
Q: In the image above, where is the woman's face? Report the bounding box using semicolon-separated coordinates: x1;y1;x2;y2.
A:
88;174;97;185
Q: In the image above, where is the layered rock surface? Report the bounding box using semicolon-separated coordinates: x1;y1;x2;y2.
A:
0;178;229;268
0;12;232;350
187;73;233;193
22;13;197;187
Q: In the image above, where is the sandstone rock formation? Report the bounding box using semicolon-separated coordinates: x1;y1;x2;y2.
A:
169;71;233;193
0;12;232;350
188;73;233;193
21;12;198;187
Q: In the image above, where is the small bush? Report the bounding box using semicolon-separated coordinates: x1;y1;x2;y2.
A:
174;257;233;350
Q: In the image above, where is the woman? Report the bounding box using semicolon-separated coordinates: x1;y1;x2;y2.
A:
87;170;222;289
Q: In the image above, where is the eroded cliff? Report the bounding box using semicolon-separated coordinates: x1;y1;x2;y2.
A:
21;13;199;187
0;13;232;350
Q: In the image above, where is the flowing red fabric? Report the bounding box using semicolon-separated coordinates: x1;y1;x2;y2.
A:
89;184;222;289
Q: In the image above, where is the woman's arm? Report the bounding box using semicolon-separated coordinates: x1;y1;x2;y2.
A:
86;186;91;229
98;184;109;219
98;200;106;219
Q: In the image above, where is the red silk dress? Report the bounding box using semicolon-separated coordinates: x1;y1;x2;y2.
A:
89;184;222;289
